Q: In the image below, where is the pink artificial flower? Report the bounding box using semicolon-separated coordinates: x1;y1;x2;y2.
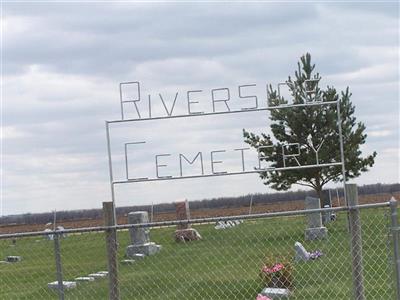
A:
262;265;273;274
262;263;284;274
256;294;272;300
272;263;284;272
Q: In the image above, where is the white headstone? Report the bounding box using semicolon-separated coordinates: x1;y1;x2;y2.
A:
6;256;21;263
56;226;68;238
88;273;107;279
261;287;290;298
215;221;226;230
75;277;95;282
48;281;76;289
44;228;54;240
294;242;310;261
97;271;108;275
226;221;235;227
121;259;135;265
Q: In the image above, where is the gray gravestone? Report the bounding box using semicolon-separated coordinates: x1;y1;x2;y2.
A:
322;204;332;225
294;242;310;261
128;211;150;244
125;211;161;258
304;197;328;240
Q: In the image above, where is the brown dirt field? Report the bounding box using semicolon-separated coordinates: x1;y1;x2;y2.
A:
1;192;399;235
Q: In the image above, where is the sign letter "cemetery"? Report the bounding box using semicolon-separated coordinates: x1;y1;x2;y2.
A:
106;81;345;203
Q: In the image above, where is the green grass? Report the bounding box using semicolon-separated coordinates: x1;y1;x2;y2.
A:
0;209;397;299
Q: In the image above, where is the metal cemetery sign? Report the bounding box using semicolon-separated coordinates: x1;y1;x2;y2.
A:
105;81;346;206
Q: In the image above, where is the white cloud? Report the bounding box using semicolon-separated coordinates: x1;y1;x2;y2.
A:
368;130;393;138
1;126;29;140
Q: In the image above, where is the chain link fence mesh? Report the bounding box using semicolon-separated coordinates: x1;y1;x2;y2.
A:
0;204;397;299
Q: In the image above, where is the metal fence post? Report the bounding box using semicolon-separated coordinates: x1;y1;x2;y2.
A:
389;198;400;300
103;201;120;300
346;184;365;300
53;232;64;300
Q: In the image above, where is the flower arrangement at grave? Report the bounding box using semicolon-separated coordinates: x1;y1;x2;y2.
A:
309;250;323;260
259;256;293;289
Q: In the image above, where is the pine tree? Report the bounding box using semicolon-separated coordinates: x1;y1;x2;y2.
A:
243;53;376;200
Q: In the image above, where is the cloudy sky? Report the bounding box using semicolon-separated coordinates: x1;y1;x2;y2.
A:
2;1;399;216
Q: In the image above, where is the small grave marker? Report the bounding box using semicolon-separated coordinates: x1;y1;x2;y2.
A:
75;277;95;282
294;242;310;261
214;220;243;230
97;271;108;275
44;228;54;241
48;281;76;290
121;259;135;265
6;256;21;263
261;287;290;298
88;273;107;279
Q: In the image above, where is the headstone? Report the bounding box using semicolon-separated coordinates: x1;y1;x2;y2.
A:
215;220;243;230
56;226;68;238
294;242;310;261
215;221;226;230
48;281;77;290
128;211;150;244
322;204;332;225
125;211;161;258
121;259;135;265
174;200;201;242
132;253;145;259
88;273;107;279
261;287;290;298
304;197;328;240
75;277;95;282
175;200;191;230
6;256;21;263
226;221;235;227
97;271;108;275
44;228;54;240
320;190;331;207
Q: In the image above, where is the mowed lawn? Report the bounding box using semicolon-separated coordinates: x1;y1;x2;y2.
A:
0;208;397;299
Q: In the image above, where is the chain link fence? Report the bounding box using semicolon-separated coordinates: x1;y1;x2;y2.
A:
1;200;398;299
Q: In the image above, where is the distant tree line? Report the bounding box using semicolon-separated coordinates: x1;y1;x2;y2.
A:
1;183;399;226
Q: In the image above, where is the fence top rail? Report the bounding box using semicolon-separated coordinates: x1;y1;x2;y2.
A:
0;201;391;239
